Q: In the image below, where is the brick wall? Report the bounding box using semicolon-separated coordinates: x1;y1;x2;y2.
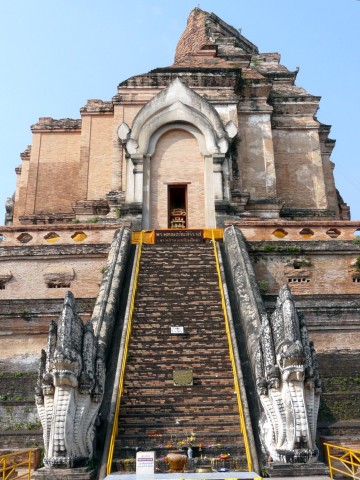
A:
236;113;276;198
29;132;81;214
251;248;360;296
87;115;114;199
317;352;360;423
273;129;328;209
13;156;30;223
0;373;40;446
0;256;104;300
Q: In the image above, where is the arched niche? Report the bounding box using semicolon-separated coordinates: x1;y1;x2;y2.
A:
150;128;206;230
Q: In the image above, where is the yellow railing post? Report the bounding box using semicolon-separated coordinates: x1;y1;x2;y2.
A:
211;231;253;472
28;450;32;480
326;443;333;479
324;442;360;479
106;230;144;475
0;449;35;480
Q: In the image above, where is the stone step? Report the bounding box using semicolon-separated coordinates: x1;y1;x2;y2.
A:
130;314;225;324
127;341;230;352
132;311;223;316
137;268;218;275
114;432;244;448
123;380;235;391
128;332;226;340
132;313;223;321
136;278;219;286
132;309;223;317
139;266;217;273
122;389;237;400
139;258;216;265
134;293;222;301
138;268;216;274
120;393;238;405
124;374;234;384
138;271;217;277
124;363;232;373
119;401;238;415
133;302;222;310
125;353;231;363
124;364;232;373
118;423;242;437
114;444;246;460
119;411;240;425
140;250;215;256
267;461;330;477
140;247;215;255
130;325;227;334
126;342;229;351
123;371;234;379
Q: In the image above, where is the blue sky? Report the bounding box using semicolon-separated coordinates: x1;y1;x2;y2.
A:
1;0;359;222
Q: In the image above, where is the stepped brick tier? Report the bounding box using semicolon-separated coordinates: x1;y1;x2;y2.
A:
1;6;359;480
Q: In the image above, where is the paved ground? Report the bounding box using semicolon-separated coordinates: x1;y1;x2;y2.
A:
270;477;331;480
108;474;261;479
107;474;332;480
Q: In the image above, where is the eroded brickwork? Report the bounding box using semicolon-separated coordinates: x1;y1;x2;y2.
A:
174;9;209;64
251;250;360;296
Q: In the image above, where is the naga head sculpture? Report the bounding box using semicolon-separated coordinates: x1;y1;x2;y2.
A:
256;285;321;463
277;339;305;382
35;292;104;468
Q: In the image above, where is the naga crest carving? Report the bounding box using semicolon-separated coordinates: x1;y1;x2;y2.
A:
255;285;321;463
35;292;105;468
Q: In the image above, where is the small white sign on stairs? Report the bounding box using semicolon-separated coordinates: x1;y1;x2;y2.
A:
136;451;155;474
171;326;184;334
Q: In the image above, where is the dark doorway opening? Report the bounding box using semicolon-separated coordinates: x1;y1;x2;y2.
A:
168;185;187;228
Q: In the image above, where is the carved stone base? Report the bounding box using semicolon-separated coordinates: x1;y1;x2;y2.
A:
266;461;329;477
32;467;96;480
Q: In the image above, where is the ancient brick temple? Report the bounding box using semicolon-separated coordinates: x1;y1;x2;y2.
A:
1;8;360;479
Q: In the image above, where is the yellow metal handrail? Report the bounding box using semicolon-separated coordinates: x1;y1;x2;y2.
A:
324;443;360;479
106;231;144;475
0;449;37;480
211;231;253;472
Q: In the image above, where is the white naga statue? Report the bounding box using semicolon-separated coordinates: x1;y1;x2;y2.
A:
255;285;321;463
34;227;131;469
35;292;104;468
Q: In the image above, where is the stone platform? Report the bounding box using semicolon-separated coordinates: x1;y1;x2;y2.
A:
33;467;96;480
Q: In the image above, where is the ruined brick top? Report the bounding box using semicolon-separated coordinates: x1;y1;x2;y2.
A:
31;117;82;132
80;99;114;114
174;8;258;67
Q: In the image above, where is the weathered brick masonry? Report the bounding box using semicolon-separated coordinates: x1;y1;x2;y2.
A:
1;5;359;464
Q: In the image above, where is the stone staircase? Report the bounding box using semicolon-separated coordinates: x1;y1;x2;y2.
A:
111;242;247;471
